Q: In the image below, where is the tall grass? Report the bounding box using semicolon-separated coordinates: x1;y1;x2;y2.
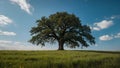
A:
0;50;120;68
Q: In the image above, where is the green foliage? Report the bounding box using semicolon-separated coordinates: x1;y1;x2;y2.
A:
29;12;95;50
0;50;120;68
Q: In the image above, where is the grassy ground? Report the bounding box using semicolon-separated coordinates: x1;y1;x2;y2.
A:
0;50;120;68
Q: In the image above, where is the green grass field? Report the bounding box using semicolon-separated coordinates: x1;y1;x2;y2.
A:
0;50;120;68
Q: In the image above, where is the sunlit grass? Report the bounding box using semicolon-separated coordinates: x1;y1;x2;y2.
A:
0;50;120;68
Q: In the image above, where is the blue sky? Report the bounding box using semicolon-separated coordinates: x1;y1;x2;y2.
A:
0;0;120;51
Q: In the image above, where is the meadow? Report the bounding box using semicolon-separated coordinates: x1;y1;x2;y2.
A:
0;50;120;68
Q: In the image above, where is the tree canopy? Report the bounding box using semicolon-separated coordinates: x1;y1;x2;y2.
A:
29;12;95;50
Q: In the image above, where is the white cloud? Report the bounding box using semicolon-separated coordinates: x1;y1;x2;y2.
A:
0;40;12;44
10;0;32;14
0;30;16;36
110;15;120;19
99;32;120;41
92;27;101;31
93;20;113;31
99;35;113;41
0;40;56;50
110;16;115;19
0;15;13;26
114;33;120;38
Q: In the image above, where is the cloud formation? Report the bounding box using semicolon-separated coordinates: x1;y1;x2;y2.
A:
0;14;16;36
110;15;120;19
99;35;113;41
0;40;56;50
99;32;120;41
0;15;13;26
0;40;55;50
92;20;113;31
10;0;32;14
0;40;12;44
114;33;120;38
0;30;16;36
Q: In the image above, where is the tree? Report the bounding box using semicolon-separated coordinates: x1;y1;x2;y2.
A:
29;12;95;50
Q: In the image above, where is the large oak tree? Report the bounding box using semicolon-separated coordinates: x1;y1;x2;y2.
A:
29;12;95;50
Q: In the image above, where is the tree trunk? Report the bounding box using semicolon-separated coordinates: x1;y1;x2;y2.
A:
58;40;64;50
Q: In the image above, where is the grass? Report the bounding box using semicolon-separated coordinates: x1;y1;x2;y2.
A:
0;50;120;68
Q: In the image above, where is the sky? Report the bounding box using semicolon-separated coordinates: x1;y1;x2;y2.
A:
0;0;120;51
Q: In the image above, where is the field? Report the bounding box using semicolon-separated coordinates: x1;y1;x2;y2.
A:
0;50;120;68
